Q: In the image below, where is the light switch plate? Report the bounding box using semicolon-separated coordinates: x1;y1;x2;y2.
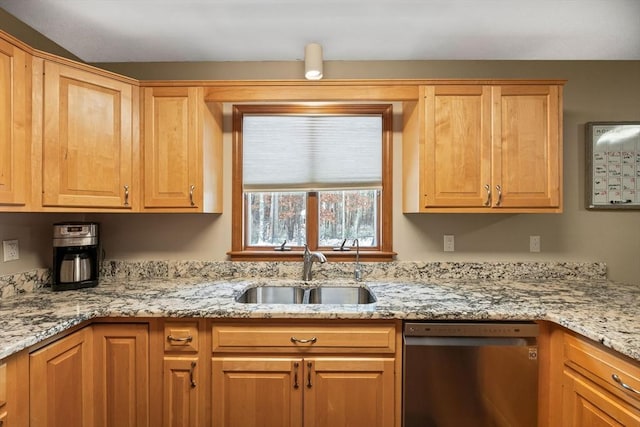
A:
444;235;455;252
529;235;541;252
3;239;19;261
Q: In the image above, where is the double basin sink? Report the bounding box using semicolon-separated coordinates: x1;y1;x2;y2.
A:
236;285;376;305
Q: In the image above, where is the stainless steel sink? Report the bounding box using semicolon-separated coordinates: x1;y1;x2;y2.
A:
236;285;376;305
308;286;376;304
236;286;305;304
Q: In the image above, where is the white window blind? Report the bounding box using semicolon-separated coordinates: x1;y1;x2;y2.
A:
243;115;382;190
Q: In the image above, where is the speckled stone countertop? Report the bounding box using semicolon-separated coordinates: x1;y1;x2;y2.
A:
0;261;638;363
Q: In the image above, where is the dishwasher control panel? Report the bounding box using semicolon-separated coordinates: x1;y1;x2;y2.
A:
404;321;539;337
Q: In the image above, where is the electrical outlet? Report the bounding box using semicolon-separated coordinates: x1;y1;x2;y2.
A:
3;239;19;261
444;235;455;252
529;235;541;253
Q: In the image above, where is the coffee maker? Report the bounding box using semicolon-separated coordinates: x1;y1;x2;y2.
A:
52;222;99;291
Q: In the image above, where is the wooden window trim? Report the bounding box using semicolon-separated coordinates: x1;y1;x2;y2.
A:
229;103;394;262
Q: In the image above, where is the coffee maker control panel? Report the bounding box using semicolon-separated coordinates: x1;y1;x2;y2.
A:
53;223;98;247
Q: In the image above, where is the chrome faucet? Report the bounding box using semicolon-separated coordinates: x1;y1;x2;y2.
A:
302;244;327;281
353;239;362;281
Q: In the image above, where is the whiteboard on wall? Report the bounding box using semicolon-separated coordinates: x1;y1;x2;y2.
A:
586;122;640;210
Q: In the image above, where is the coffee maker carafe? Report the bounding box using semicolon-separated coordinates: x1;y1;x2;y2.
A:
52;222;99;291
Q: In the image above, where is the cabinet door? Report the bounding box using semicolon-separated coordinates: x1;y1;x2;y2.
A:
211;357;303;427
562;368;640;426
491;85;561;209
42;61;134;209
143;87;201;209
163;356;203;427
423;85;492;208
303;358;395;427
29;327;93;427
93;323;149;427
0;360;5;426
0;38;28;207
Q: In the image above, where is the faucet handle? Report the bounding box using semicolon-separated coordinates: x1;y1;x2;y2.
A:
332;239;351;251
274;240;291;251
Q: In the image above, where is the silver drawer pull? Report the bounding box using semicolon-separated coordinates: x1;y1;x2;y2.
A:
189;184;196;206
483;184;491;206
495;184;502;206
306;361;313;388
290;336;317;344
190;361;197;388
612;374;640;394
293;362;300;389
167;335;193;343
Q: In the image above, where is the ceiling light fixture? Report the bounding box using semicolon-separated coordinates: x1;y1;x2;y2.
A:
304;43;323;80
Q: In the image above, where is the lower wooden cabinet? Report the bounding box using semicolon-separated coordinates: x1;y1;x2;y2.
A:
212;357;302;427
151;319;209;427
546;326;640;426
29;323;150;427
0;350;28;427
562;333;640;426
29;327;94;427
20;319;640;427
303;357;395;427
0;360;7;426
562;368;640;426
211;321;399;427
93;323;149;427
163;356;203;427
212;356;395;427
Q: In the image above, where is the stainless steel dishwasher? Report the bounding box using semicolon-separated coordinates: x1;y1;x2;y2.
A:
403;321;539;427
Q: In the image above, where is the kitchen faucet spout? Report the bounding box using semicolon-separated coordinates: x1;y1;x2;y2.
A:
302;245;327;281
353;239;362;281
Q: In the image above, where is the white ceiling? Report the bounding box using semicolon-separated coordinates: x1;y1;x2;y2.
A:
1;0;639;63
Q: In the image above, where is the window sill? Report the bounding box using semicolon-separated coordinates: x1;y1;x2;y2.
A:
227;250;397;262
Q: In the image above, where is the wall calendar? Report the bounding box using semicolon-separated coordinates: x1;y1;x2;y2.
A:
586;122;640;210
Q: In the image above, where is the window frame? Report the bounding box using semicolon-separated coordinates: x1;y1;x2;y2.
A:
229;103;394;261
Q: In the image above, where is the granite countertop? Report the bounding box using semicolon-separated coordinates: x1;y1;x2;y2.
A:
0;275;638;362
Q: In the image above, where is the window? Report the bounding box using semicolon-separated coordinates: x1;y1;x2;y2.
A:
230;104;393;261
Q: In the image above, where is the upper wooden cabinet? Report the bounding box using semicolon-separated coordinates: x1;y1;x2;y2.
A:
421;85;492;208
0;37;30;209
41;60;138;210
403;83;563;213
492;85;561;210
142;86;222;212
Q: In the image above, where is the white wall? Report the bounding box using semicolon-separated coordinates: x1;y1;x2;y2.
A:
79;60;640;285
0;14;638;283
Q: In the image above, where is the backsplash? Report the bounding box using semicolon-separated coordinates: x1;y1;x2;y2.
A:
0;260;608;299
0;268;50;298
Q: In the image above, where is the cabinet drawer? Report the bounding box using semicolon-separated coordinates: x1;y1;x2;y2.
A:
212;323;396;353
164;321;199;352
564;333;640;406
